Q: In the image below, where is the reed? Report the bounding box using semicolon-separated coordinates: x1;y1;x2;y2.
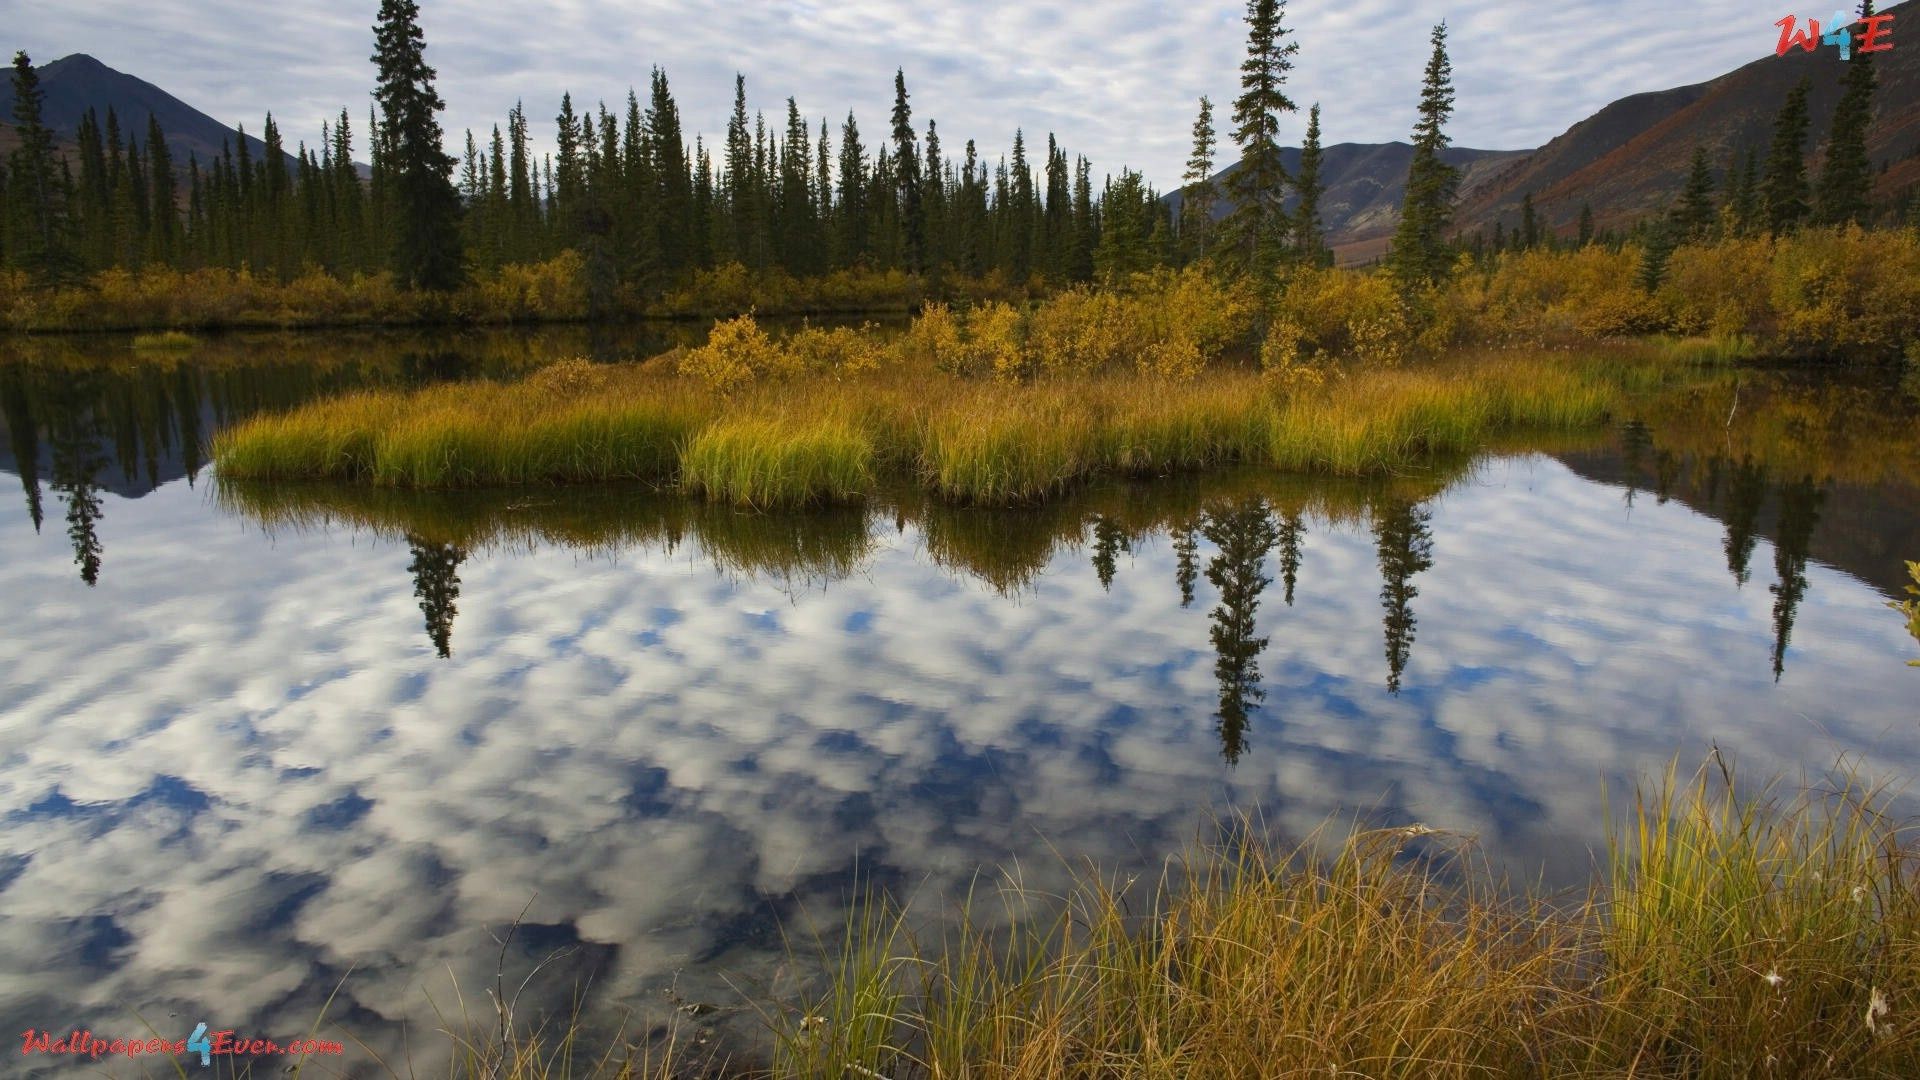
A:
129;329;198;351
215;347;1641;504
682;412;876;508
769;760;1920;1079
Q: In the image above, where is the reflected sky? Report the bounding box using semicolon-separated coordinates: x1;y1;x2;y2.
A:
2;346;1919;1073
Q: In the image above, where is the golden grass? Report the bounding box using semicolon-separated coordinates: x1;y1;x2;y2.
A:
129;329;199;351
406;761;1920;1077
765;761;1920;1079
214;346;1647;508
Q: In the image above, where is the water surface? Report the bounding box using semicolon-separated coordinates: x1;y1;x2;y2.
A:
3;334;1917;1072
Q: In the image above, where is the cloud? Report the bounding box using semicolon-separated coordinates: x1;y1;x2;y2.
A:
1;453;1916;1072
17;1;1794;191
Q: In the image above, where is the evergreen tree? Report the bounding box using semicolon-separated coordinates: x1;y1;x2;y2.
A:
371;0;464;288
7;51;74;276
890;70;923;270
1374;501;1434;695
1519;192;1540;250
1637;216;1675;292
1577;202;1595;247
1094;168;1155;280
1293;102;1326;265
406;534;466;658
836;111;868;266
1043;134;1070;277
1223;0;1298;280
1180;96;1218;263
723;76;754;264
1816;0;1877;228
1390;23;1459;289
1673;145;1717;241
145;113;178;264
1762;76;1813;236
1203;499;1280;764
648;69;693;273
1070;155;1095;282
1008;130;1035;278
1725;148;1761;236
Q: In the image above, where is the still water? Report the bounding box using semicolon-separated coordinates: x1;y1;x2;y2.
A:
2;332;1918;1072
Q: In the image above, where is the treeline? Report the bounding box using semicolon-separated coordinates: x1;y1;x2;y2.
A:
1;44;1171;303
7;0;1918;330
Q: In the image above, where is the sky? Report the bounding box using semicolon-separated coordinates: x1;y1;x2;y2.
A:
15;1;1800;198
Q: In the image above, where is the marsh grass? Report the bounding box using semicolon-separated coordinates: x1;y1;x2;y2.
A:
767;760;1920;1079
185;762;1917;1078
215;346;1648;507
129;330;199;351
682;413;876;508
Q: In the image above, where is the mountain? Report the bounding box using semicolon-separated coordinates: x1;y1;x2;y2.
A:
1174;0;1918;264
1452;0;1920;242
1165;142;1525;264
0;52;295;171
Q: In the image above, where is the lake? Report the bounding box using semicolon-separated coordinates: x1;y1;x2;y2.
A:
3;330;1918;1072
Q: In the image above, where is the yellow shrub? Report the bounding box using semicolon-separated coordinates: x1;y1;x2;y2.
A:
678;314;791;392
1131;265;1259;357
968;302;1029;381
525;357;607;396
899;303;966;371
1766;227;1920;357
1027;288;1132;375
1662;235;1775;338
786;324;888;377
1273;266;1411;363
1140;333;1207;380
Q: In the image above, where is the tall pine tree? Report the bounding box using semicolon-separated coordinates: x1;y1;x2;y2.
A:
1390;23;1459;289
1293;102;1326;265
1223;0;1298;280
371;0;464;288
1762;77;1813;236
1180;96;1218;264
1816;0;1877;227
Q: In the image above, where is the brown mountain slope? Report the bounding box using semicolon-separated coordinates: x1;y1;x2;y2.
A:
1453;0;1920;239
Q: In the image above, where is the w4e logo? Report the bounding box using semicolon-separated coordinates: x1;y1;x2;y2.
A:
1776;11;1896;60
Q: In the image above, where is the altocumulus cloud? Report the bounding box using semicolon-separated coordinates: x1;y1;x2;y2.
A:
20;0;1795;190
1;453;1916;1073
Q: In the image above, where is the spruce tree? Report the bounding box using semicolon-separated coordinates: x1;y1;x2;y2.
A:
1577;202;1595;247
1637;217;1675;292
1674;145;1717;241
1726;148;1760;236
1071;154;1096;282
890;70;923;270
1043;134;1070;277
836;111;868;266
1223;0;1298;280
1762;76;1813;236
145;113;178;263
1816;0;1877;227
1520;192;1540;250
371;0;464;289
1293;102;1326;265
7;51;73;277
1180;96;1218;263
723;77;753;263
1390;23;1460;289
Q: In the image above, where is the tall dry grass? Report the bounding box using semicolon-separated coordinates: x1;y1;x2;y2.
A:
769;760;1920;1079
215;339;1644;507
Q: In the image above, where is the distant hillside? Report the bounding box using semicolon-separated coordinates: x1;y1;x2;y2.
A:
1175;0;1919;264
1453;0;1920;241
1165;142;1524;265
0;52;294;171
